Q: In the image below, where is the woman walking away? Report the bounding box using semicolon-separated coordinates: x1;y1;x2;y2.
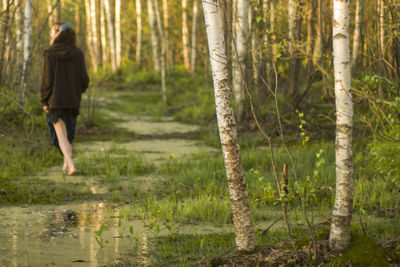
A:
40;22;89;175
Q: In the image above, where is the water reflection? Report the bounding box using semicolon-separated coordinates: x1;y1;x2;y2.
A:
0;202;134;266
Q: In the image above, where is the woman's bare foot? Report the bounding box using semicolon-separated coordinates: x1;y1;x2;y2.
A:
67;168;77;176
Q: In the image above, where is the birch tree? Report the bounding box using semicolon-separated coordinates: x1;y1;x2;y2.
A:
351;0;362;72
202;0;256;252
190;0;199;73
21;0;33;101
90;0;99;63
232;0;249;122
182;0;190;71
115;0;121;68
104;0;117;72
153;0;167;103
100;0;107;65
329;0;354;253
136;0;142;67
85;0;98;72
147;0;160;71
163;0;172;70
0;0;10;86
287;0;301;97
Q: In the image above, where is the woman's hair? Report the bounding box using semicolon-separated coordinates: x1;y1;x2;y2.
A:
53;22;76;45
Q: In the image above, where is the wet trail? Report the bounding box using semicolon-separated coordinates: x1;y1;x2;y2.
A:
0;92;216;266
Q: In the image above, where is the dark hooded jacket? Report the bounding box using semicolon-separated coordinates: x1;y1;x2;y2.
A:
40;43;89;108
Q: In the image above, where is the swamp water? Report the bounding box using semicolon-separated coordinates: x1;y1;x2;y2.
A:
0;115;222;266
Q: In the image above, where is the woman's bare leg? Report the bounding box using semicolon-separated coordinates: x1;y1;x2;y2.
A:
53;119;76;175
62;158;68;171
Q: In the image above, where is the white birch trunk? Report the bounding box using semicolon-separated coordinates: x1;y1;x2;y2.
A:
100;0;107;65
21;0;33;101
104;0;117;72
182;0;190;71
288;0;295;54
329;0;354;253
351;0;362;71
147;0;160;71
85;0;98;72
90;0;99;63
153;0;167;103
202;0;256;252
47;0;53;28
163;0;172;70
115;0;121;68
232;0;249;121
15;0;24;74
136;0;142;67
190;0;199;73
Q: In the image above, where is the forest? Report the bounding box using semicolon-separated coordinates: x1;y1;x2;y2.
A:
0;0;399;266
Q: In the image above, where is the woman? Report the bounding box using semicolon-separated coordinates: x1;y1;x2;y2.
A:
40;22;89;175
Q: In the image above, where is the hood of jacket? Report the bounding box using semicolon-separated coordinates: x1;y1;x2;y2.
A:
45;43;77;61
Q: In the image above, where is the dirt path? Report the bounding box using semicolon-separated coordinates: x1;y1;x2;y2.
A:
0;93;217;266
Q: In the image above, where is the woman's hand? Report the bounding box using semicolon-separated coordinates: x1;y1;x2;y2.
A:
43;106;49;113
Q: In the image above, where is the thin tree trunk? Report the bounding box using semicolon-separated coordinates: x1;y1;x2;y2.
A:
0;0;10;87
136;0;142;67
153;0;167;103
351;0;362;72
305;0;314;74
115;0;121;68
90;0;99;64
13;0;24;91
100;0;107;65
313;0;322;64
287;0;301;98
104;0;117;72
232;0;249;122
163;0;172;70
250;3;257;83
47;0;53;28
202;0;257;252
182;0;190;71
190;0;199;73
147;0;160;71
378;0;384;95
21;0;33;102
330;0;354;253
85;0;98;72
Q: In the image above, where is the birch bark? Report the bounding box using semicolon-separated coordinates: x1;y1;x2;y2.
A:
90;0;99;63
182;0;190;71
21;0;33;101
115;0;121;68
202;0;256;252
153;0;167;103
136;0;142;67
100;0;107;65
147;0;160;71
190;0;199;73
104;0;117;72
0;0;10;86
85;0;98;72
163;0;171;70
329;0;354;253
232;0;249;121
351;0;362;72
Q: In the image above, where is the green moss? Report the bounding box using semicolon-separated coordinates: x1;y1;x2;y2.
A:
328;231;391;267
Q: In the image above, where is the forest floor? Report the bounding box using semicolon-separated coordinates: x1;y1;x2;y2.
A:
0;88;399;266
